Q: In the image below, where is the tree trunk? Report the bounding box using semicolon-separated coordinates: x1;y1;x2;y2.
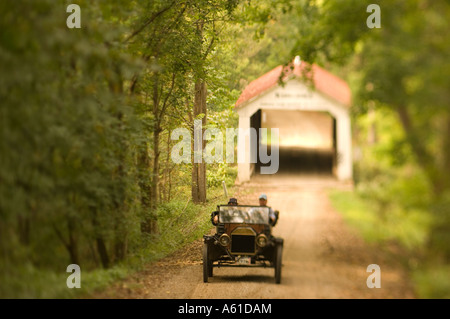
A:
96;236;110;269
17;215;30;246
152;128;160;206
113;118;128;261
67;216;79;266
53;217;79;266
147;70;161;234
396;105;443;196
162;128;172;202
192;80;207;203
138;141;152;234
91;209;110;269
149;125;160;234
114;213;127;262
139;69;162;235
440;114;450;193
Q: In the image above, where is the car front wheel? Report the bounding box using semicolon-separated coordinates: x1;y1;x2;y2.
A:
274;242;283;284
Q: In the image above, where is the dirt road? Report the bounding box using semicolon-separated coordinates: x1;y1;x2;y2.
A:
94;175;416;299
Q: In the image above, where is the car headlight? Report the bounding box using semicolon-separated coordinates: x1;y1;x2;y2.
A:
256;234;268;248
219;234;231;246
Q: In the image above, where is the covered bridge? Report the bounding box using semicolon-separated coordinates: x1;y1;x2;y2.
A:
234;57;353;183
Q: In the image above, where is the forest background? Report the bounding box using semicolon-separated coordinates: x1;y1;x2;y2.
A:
0;0;449;298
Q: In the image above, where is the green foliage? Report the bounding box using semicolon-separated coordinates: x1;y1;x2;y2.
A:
332;106;447;297
207;163;238;188
428;192;450;257
0;263;75;299
413;264;450;299
124;187;226;274
0;0;276;298
6;0;448;299
292;2;450;296
329;187;450;298
0;0;147;296
329;190;432;250
1;0;140;255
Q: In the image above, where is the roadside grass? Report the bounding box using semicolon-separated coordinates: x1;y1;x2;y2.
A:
328;189;450;298
0;263;75;298
0;186;229;299
80;185;230;298
412;264;450;298
328;190;431;249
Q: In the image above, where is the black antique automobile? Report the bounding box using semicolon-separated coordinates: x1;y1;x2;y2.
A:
203;205;283;284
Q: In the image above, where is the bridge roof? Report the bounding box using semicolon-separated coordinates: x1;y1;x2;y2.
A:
235;59;351;108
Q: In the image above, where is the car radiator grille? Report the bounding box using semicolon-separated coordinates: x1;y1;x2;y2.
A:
231;235;255;254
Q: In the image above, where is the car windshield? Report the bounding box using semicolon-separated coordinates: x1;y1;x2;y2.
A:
218;205;270;224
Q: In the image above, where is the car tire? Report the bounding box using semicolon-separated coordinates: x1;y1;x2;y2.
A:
203;242;212;283
275;242;283;284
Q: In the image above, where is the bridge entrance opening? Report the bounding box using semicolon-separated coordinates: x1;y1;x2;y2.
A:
252;109;336;176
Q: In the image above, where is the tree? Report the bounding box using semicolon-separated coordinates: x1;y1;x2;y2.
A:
0;0;143;270
285;0;450;257
126;0;270;204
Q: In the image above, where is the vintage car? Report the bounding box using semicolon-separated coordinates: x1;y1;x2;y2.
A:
203;205;283;284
